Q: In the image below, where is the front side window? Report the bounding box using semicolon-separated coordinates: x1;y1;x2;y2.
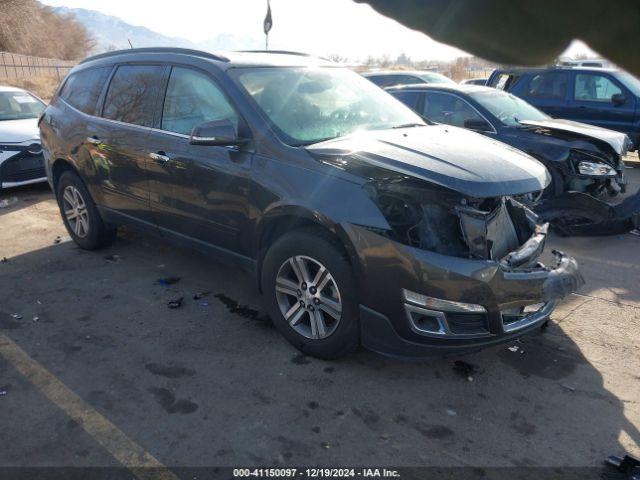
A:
59;67;111;115
422;92;484;128
574;74;622;102
102;65;165;127
469;90;549;126
162;67;238;135
526;72;568;99
0;91;45;121
233;67;424;146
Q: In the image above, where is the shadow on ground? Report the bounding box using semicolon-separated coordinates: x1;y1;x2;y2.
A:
1;219;638;468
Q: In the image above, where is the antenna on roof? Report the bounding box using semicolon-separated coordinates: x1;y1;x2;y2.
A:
263;0;272;50
127;39;133;49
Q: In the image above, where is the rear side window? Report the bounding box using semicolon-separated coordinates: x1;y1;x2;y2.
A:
161;67;238;135
59;67;111;115
102;65;165;127
574;74;622;102
392;90;421;110
526;72;568;99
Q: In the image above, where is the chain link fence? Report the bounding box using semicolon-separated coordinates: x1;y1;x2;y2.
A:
0;51;75;81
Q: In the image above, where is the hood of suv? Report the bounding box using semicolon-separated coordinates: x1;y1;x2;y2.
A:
0;118;40;144
307;125;549;198
519;119;630;155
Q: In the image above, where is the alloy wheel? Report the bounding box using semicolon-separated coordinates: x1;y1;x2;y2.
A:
275;255;342;339
62;186;89;238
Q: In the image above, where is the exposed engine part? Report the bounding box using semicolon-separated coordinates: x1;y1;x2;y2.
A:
366;181;538;260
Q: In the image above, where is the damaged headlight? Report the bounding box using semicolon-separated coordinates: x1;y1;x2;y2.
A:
571;150;617;176
577;160;616;176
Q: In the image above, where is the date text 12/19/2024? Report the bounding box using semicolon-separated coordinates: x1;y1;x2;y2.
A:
233;469;401;478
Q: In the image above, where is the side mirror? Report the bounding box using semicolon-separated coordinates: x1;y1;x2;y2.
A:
189;119;247;147
464;118;492;131
611;93;626;106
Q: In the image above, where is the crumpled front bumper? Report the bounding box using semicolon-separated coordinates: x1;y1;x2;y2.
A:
341;223;584;359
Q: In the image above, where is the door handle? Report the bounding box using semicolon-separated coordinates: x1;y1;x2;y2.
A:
86;136;102;145
149;151;170;164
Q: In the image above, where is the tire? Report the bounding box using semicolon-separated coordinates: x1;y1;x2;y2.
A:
542;165;565;199
56;170;116;250
261;227;359;360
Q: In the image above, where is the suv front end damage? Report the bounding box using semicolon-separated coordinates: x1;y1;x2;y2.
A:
341;179;584;359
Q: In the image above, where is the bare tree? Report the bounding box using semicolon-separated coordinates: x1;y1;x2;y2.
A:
0;0;93;60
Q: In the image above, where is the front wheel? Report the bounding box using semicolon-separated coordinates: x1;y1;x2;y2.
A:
261;228;359;360
56;170;116;250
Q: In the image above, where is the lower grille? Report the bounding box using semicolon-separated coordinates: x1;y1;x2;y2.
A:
0;152;45;183
446;313;489;335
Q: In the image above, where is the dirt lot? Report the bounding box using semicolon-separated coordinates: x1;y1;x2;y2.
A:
0;167;639;477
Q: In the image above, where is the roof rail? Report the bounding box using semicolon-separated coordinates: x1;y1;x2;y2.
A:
79;47;229;65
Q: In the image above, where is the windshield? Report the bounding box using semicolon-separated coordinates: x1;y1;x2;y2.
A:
232;67;425;146
0;91;45;121
469;90;549;126
417;72;456;84
616;71;640;97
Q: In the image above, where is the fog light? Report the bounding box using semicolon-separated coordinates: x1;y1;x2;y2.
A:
26;142;42;155
402;289;487;313
577;161;616;176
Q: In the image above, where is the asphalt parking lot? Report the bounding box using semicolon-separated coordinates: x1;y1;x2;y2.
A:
1;167;639;476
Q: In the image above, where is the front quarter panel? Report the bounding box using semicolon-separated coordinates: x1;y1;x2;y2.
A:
249;152;391;255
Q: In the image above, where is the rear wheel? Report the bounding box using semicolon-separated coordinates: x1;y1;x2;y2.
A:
262;228;359;359
56;170;116;250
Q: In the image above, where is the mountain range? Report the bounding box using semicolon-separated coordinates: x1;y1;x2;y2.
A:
53;6;263;54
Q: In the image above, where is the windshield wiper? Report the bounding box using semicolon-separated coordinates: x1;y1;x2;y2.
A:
391;123;426;129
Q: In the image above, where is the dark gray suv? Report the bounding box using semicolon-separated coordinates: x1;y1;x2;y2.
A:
39;48;583;360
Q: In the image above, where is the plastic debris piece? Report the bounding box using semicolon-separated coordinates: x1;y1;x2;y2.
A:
158;277;181;286
561;383;576;392
0;197;18;208
168;297;184;309
630;229;640;237
199;302;209;307
446;409;457;416
508;345;519;353
605;454;640;479
193;291;211;300
11;313;23;320
104;254;121;263
32;317;39;322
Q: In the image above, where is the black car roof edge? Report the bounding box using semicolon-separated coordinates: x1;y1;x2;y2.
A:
238;50;312;57
79;47;229;65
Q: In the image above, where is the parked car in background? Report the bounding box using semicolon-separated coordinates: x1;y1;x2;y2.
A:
39;48;582;360
487;67;640;150
362;70;455;88
460;78;488;86
387;83;630;198
0;86;47;191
